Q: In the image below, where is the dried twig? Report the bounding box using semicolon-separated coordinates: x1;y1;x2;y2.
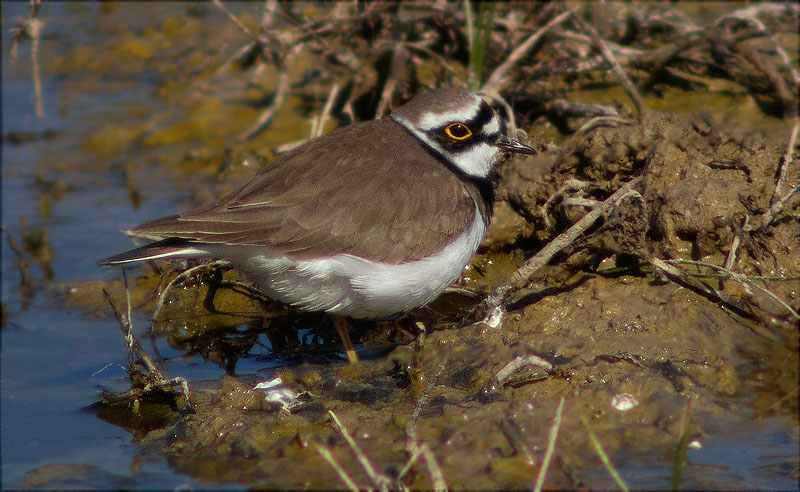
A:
102;270;193;411
482;8;575;94
403;356;449;490
649;258;758;320
260;0;279;31
494;355;553;386
472;176;643;323
723;215;748;270
316;445;360;492
573;14;645;122
374;46;410;119
410;441;447;492
236;44;302;142
406;356;449;446
4;229;33;297
212;0;257;41
310;83;340;139
663;259;800;320
772;117;799;206
715;4;800;86
10;0;44;117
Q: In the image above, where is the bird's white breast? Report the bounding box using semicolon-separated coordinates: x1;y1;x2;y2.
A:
212;206;486;318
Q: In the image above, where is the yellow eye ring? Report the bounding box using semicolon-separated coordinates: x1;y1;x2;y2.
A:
443;122;472;141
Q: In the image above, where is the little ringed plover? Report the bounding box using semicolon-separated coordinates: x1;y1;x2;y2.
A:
99;87;534;363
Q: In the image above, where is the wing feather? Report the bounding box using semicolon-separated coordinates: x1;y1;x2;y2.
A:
126;119;480;263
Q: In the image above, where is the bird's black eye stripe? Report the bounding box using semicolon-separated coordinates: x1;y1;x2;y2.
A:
468;102;495;133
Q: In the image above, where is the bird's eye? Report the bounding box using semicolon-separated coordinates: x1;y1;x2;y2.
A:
443;122;472;141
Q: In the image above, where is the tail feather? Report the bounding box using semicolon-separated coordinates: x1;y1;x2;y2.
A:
98;238;209;266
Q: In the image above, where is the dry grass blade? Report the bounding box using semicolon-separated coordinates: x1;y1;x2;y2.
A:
316;444;361;492
533;397;565;492
328;410;393;491
581;416;629;492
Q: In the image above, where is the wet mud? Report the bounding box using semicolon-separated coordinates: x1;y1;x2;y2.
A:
94;107;798;489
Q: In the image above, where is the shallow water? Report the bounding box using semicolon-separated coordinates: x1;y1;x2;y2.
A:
1;3;244;488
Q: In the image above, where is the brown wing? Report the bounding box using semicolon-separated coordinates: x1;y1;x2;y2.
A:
126;119;481;263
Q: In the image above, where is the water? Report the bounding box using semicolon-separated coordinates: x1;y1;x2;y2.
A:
1;3;243;488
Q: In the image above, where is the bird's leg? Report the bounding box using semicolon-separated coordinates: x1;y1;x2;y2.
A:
333;315;358;364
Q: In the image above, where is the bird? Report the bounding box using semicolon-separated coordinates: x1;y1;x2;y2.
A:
99;87;534;363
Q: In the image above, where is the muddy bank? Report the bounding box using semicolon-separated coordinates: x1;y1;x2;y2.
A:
95;106;798;489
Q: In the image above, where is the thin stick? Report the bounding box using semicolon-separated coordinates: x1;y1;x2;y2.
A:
573;14;645;122
29;13;44;118
260;0;279;30
478;176;643;317
406;356;449;444
664;259;800;320
397;444;423;482
374;46;409;119
4;229;33;296
772;117;799;206
482;9;575;93
533;397;565;492
237;48;296;142
418;442;447;492
723;215;748;270
212;0;257;40
760;185;800;230
311;83;340;138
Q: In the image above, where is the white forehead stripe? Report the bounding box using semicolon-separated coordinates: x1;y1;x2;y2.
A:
415;93;484;130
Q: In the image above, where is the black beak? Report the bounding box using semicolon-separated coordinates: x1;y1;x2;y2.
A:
494;134;535;155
